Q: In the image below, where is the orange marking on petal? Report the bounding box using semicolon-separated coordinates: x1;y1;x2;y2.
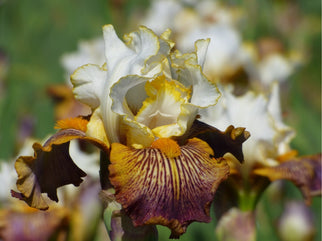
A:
151;138;181;158
55;117;88;132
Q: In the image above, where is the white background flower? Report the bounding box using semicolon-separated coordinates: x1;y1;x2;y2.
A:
199;83;295;170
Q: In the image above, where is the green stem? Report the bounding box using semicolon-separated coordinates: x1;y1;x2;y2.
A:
237;177;271;211
238;190;258;211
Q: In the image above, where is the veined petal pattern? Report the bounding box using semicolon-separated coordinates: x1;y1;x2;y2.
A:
109;138;229;238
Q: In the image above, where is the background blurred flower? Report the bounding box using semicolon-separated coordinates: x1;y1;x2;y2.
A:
46;38;105;120
215;208;256;241
0;161;16;204
277;201;315;241
199;83;320;239
240;38;301;94
140;0;301;97
61;38;105;85
142;0;244;81
200;83;294;174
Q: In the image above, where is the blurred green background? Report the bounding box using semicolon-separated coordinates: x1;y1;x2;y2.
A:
0;0;320;240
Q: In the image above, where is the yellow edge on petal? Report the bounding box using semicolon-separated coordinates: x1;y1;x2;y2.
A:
170;48;221;108
134;75;193;139
13;128;109;210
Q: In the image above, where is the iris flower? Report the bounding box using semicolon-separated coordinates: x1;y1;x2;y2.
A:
12;25;249;238
198;84;321;241
199;83;321;218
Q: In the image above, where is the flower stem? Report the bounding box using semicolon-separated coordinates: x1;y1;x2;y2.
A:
238;190;258;211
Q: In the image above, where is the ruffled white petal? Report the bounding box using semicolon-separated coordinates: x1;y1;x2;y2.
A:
101;25;174;144
195;39;210;68
110;75;149;119
103;24;168;83
71;64;107;109
135;78;190;138
110;75;199;146
170;49;221;108
71;25;220;148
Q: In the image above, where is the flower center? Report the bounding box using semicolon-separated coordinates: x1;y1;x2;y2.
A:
135;75;191;132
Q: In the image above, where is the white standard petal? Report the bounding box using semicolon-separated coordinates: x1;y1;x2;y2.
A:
101;25;174;144
135;76;197;140
170;47;221;108
71;64;107;109
195;39;210;68
103;24;164;83
111;75;149;117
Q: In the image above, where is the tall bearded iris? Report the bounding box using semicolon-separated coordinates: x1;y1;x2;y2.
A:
198;83;321;241
12;25;249;238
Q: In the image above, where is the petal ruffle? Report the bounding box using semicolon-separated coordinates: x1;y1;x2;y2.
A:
170;46;221;108
71;64;108;109
195;39;210;68
102;25;173;144
253;153;322;204
13;128;109;210
110;75;149;120
135;76;194;139
110;75;199;147
103;25;170;79
109;137;229;238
